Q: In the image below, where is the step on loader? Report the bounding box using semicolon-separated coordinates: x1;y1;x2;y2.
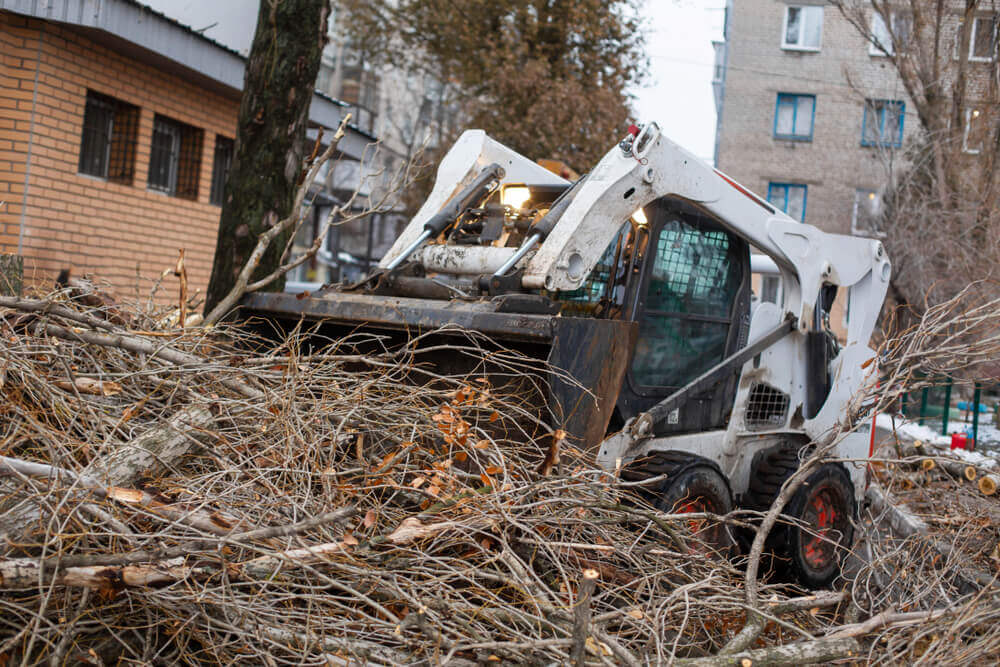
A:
245;123;890;587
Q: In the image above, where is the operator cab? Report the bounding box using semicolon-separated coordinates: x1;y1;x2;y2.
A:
546;197;750;434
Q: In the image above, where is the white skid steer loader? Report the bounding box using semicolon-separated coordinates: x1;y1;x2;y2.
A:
245;123;890;586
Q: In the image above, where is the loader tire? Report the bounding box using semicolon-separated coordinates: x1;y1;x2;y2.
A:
746;448;855;588
622;451;734;556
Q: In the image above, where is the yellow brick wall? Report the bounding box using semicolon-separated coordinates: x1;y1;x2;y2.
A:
0;11;239;300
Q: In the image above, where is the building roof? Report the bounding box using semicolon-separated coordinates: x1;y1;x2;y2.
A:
1;0;374;159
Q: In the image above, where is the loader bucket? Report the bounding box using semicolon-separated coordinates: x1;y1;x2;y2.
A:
242;291;636;452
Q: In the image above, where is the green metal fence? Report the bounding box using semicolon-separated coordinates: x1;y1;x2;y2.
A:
899;379;997;446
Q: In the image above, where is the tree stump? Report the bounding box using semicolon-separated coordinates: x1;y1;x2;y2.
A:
0;254;23;296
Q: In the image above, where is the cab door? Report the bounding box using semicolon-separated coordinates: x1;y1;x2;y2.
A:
616;198;751;435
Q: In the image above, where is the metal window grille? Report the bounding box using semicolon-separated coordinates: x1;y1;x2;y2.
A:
210;136;234;206
744;383;790;431
78;91;138;184
149;115;203;200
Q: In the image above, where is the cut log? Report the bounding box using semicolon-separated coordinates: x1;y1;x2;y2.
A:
979;474;999;496
964;466;978;482
921;458;936;472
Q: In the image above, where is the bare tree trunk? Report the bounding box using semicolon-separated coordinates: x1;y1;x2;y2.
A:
204;0;330;317
0;254;22;296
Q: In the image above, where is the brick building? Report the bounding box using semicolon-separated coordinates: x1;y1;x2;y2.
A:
712;0;921;328
0;1;373;297
714;1;917;235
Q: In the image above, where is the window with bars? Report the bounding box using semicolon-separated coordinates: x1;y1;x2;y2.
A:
78;91;139;184
210;136;234;206
148;114;203;200
861;99;904;148
774;93;815;140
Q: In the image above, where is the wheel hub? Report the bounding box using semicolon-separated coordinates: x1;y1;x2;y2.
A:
801;486;843;570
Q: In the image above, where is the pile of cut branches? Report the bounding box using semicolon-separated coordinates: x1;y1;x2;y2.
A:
1;290;999;665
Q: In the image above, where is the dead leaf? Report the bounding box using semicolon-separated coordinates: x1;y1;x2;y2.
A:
341;532;359;547
362;509;376;529
626;608;644;620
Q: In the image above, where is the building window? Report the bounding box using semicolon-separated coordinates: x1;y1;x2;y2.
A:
774;93;815;140
852;189;885;236
78;91;139;184
210;136;234;206
861;99;904;147
148;114;203;200
966;15;998;61
869;11;912;56
963;108;984;154
782;5;823;51
767;182;807;222
761;275;782;304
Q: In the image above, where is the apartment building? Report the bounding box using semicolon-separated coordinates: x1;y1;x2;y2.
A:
712;0;921;328
0;1;372;296
715;1;923;232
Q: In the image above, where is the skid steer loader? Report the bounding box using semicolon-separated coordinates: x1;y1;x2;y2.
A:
245;123;890;586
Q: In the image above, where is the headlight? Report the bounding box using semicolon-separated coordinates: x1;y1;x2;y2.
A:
631;207;648;225
501;185;531;209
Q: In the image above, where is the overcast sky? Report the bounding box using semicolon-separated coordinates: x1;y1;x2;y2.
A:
139;0;725;162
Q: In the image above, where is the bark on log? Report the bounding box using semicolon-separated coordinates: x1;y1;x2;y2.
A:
0;407;214;552
84;406;213;485
0;254;23;296
675;637;861;666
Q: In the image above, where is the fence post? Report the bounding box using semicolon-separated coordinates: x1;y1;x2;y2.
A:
0;254;23;297
972;383;982;451
919;387;929;426
941;378;953;436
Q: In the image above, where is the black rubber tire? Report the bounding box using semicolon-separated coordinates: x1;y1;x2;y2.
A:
745;448;855;588
622;451;734;555
784;464;855;588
